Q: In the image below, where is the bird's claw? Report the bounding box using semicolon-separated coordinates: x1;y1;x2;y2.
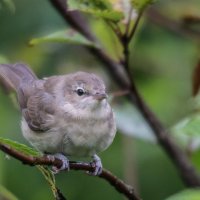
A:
87;154;102;176
47;153;70;174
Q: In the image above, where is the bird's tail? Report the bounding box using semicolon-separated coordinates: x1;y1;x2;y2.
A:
0;63;38;92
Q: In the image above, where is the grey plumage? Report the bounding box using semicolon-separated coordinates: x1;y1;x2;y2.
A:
0;63;53;132
0;63;37;91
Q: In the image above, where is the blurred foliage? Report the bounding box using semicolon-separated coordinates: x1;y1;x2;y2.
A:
29;29;98;48
165;189;200;200
0;184;18;200
131;0;156;11
0;137;40;156
0;0;15;13
0;0;200;200
0;138;65;199
68;0;124;22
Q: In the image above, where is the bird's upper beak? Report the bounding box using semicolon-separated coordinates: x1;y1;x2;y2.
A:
93;93;107;101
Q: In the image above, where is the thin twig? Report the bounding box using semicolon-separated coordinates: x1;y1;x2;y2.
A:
111;89;130;98
125;8;134;37
146;7;200;40
128;10;144;42
107;21;123;42
49;0;200;187
122;6;200;188
0;142;140;200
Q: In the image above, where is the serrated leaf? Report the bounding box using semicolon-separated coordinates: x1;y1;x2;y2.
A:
67;0;124;22
0;137;40;156
165;189;200;200
29;29;98;48
131;0;156;11
0;185;18;200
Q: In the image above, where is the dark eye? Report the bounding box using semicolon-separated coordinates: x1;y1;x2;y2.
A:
76;88;85;96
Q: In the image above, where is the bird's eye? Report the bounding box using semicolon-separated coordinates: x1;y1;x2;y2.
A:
76;88;85;96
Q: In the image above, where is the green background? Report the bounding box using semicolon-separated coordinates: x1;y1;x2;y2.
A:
0;0;200;199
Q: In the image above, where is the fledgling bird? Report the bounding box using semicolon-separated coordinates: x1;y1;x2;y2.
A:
0;63;116;175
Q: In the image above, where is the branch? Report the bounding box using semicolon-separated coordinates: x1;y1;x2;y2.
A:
49;0;200;187
0;143;140;200
49;0;95;41
49;0;129;87
146;7;200;40
128;10;144;42
121;7;200;188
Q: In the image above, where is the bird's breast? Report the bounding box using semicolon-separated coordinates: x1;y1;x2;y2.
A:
60;109;116;157
21;104;116;157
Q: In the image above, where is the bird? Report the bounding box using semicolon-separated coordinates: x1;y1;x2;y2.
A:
0;63;116;175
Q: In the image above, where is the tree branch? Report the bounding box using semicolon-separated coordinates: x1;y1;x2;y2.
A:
146;7;200;40
0;142;140;200
48;0;200;188
127;10;144;42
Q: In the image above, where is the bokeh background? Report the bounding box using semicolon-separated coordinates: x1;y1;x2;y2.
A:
0;0;200;199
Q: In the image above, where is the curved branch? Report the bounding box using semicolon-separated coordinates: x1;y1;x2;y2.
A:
0;143;140;200
48;0;200;187
146;7;200;40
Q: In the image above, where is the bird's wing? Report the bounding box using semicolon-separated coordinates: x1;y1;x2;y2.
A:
0;63;56;132
22;88;56;132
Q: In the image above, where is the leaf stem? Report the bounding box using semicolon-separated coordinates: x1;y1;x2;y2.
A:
125;7;134;37
128;10;144;42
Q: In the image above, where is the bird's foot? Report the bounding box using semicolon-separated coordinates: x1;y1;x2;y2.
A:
47;153;70;174
88;154;103;176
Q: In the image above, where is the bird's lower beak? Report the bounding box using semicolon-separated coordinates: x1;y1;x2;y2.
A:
93;93;107;101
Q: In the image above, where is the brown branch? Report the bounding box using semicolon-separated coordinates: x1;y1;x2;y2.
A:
49;0;129;87
0;143;140;200
120;7;200;188
49;0;200;187
128;10;144;42
125;8;134;37
146;7;200;40
49;0;95;41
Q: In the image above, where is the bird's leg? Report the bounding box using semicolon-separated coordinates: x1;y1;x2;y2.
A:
46;153;70;174
89;154;103;176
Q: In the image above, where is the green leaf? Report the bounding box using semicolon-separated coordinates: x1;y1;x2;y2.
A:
0;137;40;156
67;0;124;22
0;185;18;200
0;138;65;199
165;189;200;200
68;0;112;10
29;29;98;48
172;114;200;151
131;0;156;11
81;8;124;22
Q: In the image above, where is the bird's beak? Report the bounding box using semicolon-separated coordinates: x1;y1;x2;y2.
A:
93;93;107;101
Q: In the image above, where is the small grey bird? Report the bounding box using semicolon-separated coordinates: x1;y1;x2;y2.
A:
0;63;116;175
